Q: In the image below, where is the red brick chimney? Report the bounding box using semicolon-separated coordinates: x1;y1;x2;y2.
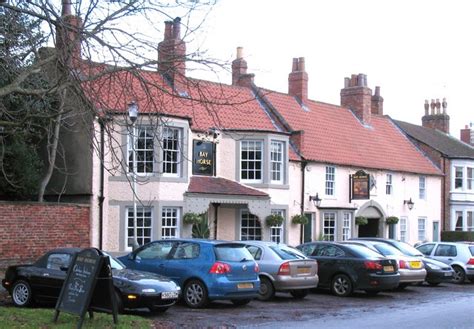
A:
460;123;474;145
158;17;186;86
371;86;384;115
422;98;450;134
288;57;308;102
340;74;373;125
231;47;254;88
56;0;82;65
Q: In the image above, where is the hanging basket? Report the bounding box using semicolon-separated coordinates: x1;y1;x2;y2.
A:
386;216;400;225
291;214;308;225
355;216;368;226
183;212;203;225
265;214;284;227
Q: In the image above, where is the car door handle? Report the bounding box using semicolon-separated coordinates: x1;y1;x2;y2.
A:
448;258;453;261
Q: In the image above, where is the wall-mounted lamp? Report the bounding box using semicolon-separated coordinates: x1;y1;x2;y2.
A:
309;193;322;208
404;198;414;211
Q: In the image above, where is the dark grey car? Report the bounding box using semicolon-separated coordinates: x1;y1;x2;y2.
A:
243;241;318;301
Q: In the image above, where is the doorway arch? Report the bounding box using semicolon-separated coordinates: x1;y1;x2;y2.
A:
356;200;387;238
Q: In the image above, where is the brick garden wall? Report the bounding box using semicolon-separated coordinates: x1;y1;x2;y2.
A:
0;202;90;268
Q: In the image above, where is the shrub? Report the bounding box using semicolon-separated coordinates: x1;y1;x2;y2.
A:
441;231;474;242
291;214;308;225
355;216;368;226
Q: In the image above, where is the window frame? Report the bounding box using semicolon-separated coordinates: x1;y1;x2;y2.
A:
126;206;153;249
270;209;285;243
325;166;335;196
454;166;463;189
417;217;426;242
161;126;182;177
270;140;284;184
419;176;426;200
399;217;408;242
322;212;336;241
385;173;393;195
240;210;262;241
161;207;180;239
240;140;264;183
342;212;352;241
128;125;155;175
468;167;474;190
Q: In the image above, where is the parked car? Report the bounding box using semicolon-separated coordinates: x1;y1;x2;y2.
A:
119;239;260;308
296;241;400;297
416;241;474;284
241;241;318;300
352;238;455;286
342;240;426;288
1;248;180;313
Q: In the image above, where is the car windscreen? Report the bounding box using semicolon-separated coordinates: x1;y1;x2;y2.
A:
373;243;404;256
391;241;424;257
215;244;254;262
345;244;385;258
102;252;125;270
270;245;306;260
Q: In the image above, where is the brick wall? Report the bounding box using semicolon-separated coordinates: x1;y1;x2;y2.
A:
0;202;90;268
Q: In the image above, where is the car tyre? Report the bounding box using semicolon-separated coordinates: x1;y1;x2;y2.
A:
258;276;275;301
452;266;466;284
184;280;209;308
331;274;353;297
290;289;309;299
231;299;251;306
12;280;33;307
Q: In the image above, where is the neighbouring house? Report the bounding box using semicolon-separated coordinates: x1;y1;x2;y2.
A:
36;3;444;251
460;123;474;146
395;101;474;233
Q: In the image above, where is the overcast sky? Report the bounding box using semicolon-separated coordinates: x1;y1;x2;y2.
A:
186;0;473;138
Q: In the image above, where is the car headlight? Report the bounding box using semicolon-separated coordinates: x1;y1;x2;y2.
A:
142;288;156;293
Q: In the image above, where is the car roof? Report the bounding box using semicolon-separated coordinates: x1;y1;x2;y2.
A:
150;238;245;246
239;240;287;247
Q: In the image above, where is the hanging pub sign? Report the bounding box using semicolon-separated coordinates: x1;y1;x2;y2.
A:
351;170;370;201
192;140;215;176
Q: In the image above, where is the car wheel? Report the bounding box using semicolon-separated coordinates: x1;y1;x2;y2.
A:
12;280;33;307
331;274;353;297
114;290;124;314
184;280;209;308
231;299;251;306
452;266;466;284
258;276;275;301
290;289;309;299
365;290;380;296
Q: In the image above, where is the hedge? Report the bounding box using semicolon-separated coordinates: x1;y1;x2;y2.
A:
441;231;474;242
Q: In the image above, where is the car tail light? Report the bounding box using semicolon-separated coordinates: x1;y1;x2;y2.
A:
364;261;383;270
467;258;474;265
254;263;260;273
209;262;231;274
278;262;291;275
399;260;408;269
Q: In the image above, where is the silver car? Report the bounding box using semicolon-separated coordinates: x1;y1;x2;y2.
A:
416;242;474;284
243;241;319;301
344;241;426;288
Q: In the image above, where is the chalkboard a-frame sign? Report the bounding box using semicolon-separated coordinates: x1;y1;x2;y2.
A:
53;248;118;329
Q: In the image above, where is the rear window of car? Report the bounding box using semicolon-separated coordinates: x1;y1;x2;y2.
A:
346;244;384;258
373;243;404;256
215;244;254;262
469;246;474;256
270;245;306;260
392;241;424;257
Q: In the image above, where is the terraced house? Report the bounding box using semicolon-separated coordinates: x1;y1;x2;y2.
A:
47;6;443;251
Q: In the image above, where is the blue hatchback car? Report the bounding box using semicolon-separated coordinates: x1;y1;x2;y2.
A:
119;239;260;308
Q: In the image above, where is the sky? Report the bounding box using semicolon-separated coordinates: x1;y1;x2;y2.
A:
185;0;474;138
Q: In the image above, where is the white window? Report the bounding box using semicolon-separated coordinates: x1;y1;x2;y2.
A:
468;211;474;231
468;168;474;190
386;174;392;195
241;141;263;182
270;141;284;184
325;166;335;196
240;210;262;240
418;217;426;241
270;209;285;243
455;211;463;231
128;126;154;174
323;212;336;241
162;207;179;238
162;127;181;176
399;217;407;242
127;207;152;248
455;166;463;189
419;176;426;200
342;212;352;241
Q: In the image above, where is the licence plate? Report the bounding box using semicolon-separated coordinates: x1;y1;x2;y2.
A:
444;272;453;277
161;291;179;299
383;265;394;272
410;261;422;269
297;267;311;274
237;283;253;289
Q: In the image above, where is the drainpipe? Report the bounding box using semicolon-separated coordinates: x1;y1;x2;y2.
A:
300;160;307;244
98;119;105;249
213;203;220;240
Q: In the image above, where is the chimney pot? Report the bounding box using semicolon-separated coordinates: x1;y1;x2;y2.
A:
442;97;447;113
164;21;173;39
298;57;305;71
62;0;72;16
424;99;429;115
292;58;298;72
344;77;350;88
236;47;243;59
173;17;181;39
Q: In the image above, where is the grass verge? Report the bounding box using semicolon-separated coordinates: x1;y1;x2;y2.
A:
0;306;151;328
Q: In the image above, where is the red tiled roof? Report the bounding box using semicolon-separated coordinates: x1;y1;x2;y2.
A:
261;90;441;175
187;176;269;197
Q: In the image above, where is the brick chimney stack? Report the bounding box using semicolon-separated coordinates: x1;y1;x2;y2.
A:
340;74;373;125
56;0;83;65
231;47;254;87
460;123;474;146
422;98;450;134
371;86;384;115
158;17;186;86
288;57;308;102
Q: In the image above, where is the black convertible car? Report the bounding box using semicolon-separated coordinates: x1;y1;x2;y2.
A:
1;248;180;313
